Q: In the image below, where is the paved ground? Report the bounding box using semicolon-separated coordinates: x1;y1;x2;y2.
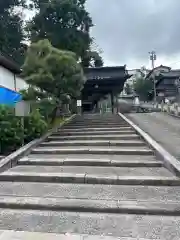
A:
127;112;180;160
0;114;180;239
0;210;180;239
0;230;154;239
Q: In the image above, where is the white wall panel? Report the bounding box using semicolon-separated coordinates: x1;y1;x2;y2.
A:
16;76;28;91
0;66;28;92
0;66;15;90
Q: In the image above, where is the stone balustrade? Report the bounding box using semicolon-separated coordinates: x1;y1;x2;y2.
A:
153;102;180;116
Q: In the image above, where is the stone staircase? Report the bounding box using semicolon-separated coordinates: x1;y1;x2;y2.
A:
0;114;179;239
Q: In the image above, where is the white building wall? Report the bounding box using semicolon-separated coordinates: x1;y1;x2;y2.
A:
0;66;15;90
0;65;28;92
16;76;28;91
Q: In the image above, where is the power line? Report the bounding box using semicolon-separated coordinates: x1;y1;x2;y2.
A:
168;60;180;67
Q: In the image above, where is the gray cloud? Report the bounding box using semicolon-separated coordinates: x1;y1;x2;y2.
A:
86;0;180;67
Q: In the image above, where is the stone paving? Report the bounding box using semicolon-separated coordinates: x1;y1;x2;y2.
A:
127;112;180;160
0;230;151;239
0;114;179;239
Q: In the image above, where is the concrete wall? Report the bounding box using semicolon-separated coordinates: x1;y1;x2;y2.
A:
0;66;15;90
16;76;28;91
0;66;28;91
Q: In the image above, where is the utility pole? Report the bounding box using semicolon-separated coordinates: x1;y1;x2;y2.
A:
149;51;157;102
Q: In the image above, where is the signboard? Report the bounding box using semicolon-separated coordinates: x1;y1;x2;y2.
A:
15;101;30;117
77;100;82;107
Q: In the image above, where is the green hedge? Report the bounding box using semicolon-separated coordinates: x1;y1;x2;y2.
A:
0;105;48;155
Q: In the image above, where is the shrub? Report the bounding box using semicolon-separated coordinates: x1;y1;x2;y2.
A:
0;105;48;155
0;106;23;154
24;110;48;144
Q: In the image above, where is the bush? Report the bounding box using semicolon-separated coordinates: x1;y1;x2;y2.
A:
24;110;48;144
0;105;48;155
0;106;23;154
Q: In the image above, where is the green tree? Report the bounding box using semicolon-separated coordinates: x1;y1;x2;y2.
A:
82;50;103;67
27;0;93;61
133;77;153;101
0;0;26;65
22;39;85;121
124;83;132;95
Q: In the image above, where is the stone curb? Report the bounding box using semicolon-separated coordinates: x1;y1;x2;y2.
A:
0;230;150;240
119;113;180;176
0;196;179;216
0;115;76;173
0;172;179;186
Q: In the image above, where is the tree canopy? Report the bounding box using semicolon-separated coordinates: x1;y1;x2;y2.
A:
22;39;85;101
124;83;132;95
27;0;93;61
82;50;103;67
133;77;153;101
0;0;27;65
0;0;103;67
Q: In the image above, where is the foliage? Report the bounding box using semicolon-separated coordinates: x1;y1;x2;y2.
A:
0;0;27;65
22;39;85;102
27;0;93;60
0;105;47;154
20;87;48;101
133;77;153;101
82;50;103;67
24;110;48;143
124;83;132;95
0;105;23;154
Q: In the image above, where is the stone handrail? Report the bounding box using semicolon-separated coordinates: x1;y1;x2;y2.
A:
152;102;180;117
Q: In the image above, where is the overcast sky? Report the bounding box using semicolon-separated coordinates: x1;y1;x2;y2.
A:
25;0;180;69
86;0;180;69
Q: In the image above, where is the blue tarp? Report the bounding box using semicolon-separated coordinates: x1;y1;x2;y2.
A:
0;86;22;105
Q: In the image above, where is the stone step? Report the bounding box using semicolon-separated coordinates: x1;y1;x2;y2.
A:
0;166;176;185
19;156;162;167
30;146;153;155
0;173;179;186
52;130;136;136
5;165;172;176
0;195;179;216
69;119;126;123
76;123;128;126
48;134;141;141
0;209;179;238
60;127;132;132
21;154;158;161
0;182;179;203
0;230;149;240
65;124;129;128
41;140;146;147
68;118;126;124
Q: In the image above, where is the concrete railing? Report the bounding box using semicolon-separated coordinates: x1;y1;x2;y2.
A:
150;102;180;117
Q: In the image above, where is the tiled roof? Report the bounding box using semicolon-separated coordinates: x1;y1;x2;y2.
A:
160;69;180;78
0;53;21;74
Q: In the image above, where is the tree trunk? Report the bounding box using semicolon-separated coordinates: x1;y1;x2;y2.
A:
50;106;58;124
